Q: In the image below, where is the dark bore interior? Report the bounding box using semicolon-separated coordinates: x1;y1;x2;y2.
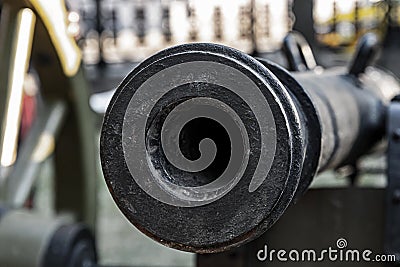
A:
165;117;231;187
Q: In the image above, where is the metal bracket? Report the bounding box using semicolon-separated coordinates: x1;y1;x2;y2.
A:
282;31;317;72
385;96;400;265
348;33;379;77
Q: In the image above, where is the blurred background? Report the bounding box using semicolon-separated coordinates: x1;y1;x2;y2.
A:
1;0;400;266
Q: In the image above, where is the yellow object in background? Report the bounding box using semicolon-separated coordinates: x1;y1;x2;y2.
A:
30;0;82;76
314;0;388;49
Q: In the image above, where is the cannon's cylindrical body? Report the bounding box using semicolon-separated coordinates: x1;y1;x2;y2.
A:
256;60;399;197
100;43;400;253
295;70;396;170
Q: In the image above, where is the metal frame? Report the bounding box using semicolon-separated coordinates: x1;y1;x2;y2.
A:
385;96;400;264
0;0;97;229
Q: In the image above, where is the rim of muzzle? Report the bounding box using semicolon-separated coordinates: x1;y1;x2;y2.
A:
100;43;321;253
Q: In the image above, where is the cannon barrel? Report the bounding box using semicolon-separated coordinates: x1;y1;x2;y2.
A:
100;39;400;253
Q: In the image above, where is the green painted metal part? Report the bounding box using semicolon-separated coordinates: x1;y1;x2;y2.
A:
0;0;98;230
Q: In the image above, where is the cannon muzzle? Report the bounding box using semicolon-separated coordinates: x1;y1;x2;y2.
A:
100;39;400;253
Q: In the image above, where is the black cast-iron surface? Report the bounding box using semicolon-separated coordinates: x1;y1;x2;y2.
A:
100;42;399;253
